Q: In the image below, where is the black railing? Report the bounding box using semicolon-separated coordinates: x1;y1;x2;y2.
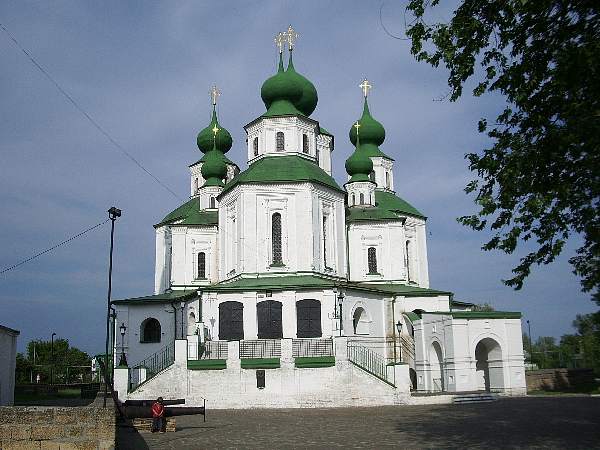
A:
292;338;334;358
347;341;395;387
240;339;281;359
199;341;228;359
128;342;175;392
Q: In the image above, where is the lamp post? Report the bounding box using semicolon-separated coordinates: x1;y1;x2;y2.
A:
119;323;127;367
104;206;121;408
50;332;56;385
527;319;533;365
395;321;403;363
337;290;344;336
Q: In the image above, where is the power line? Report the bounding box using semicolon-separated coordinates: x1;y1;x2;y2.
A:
0;219;109;276
0;22;183;202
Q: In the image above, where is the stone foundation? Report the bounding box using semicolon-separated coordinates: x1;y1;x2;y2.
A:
526;368;594;391
0;406;115;449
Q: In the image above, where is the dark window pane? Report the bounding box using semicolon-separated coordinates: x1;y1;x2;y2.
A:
302;134;309;153
219;301;244;340
257;300;283;339
368;247;377;274
197;252;206;279
276;132;285;151
296;299;322;338
141;318;161;343
253;137;259;156
272;213;282;264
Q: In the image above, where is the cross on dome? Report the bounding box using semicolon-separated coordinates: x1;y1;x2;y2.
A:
359;78;372;98
274;32;286;54
285;25;299;50
212;125;220;137
210;85;221;106
354;120;361;136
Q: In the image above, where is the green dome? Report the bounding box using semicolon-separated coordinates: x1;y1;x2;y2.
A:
285;51;318;116
345;133;373;183
261;52;303;113
349;98;385;147
197;107;233;154
200;143;227;187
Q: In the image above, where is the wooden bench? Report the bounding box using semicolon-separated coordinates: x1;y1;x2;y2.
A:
132;417;176;432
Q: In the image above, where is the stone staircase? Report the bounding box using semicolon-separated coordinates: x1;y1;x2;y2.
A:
452;392;498;404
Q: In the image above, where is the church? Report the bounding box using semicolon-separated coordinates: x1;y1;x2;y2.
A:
112;27;526;408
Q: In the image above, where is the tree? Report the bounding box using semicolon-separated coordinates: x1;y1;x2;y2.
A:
405;0;600;303
473;302;495;311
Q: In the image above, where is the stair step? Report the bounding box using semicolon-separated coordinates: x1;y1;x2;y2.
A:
453;393;497;403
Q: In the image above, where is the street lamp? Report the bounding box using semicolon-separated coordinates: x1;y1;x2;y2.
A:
119;323;127;367
336;290;344;336
50;332;56;385
104;206;121;408
527;319;533;365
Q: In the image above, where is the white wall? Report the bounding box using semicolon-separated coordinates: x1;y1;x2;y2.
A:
0;326;19;406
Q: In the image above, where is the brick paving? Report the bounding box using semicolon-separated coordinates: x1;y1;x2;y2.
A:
116;397;600;449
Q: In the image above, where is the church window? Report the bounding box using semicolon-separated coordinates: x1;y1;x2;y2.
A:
257;300;283;339
210;197;216;209
194;178;198;193
323;215;328;268
359;193;364;204
386;171;390;189
276;132;285;151
253;136;259;156
219;301;244;340
315;145;320;163
296;299;322;338
140;318;161;343
351;193;355;206
405;240;412;281
367;247;378;274
197;252;206;279
271;212;283;265
302;134;309;153
369;171;375;183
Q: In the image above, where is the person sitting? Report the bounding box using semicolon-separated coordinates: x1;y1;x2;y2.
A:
151;397;165;433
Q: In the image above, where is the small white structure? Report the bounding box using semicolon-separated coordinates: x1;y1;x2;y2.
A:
0;324;20;406
112;30;526;407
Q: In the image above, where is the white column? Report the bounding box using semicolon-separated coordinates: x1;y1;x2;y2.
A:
113;367;129;401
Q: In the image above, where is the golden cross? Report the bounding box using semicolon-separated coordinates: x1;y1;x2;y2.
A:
210;85;221;106
353;121;361;136
274;32;286;53
285;25;299;50
359;78;372;98
212;125;220;137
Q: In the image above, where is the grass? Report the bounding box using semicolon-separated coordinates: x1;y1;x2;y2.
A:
14;387;89;405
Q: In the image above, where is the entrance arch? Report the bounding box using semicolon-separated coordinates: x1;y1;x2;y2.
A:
429;341;444;392
352;307;370;335
475;337;504;392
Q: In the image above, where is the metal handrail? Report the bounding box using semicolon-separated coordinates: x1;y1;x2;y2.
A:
128;341;175;392
347;341;395;387
239;339;281;359
292;338;334;358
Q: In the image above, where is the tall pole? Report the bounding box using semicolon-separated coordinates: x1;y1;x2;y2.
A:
527;319;533;364
104;207;121;408
51;333;56;385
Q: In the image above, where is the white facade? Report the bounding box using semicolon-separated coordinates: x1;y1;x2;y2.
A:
112;43;526;406
0;325;19;406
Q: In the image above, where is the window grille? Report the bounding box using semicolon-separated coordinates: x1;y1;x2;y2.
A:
296;300;322;338
272;212;283;264
302;134;309;153
197;252;206;279
276;132;285;151
351;193;355;206
359;193;364;204
322;215;328;268
253;136;259;156
209;197;216;209
368;247;378;274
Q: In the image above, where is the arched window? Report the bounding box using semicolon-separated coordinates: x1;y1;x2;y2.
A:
140;318;161;343
276;132;285;151
219;301;244;340
359;193;364;204
194;178;198;193
385;171;390;189
209;197;216;209
351;193;355;206
405;240;411;281
369;171;375;182
296;299;322;338
197;252;206;279
367;247;378;274
302;134;309;153
352;307;370;335
322;215;328;268
272;212;283;265
253;136;259;156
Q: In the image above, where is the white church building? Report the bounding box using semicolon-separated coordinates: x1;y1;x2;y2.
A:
112;28;526;408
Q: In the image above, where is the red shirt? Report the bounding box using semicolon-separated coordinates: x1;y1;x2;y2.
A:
151;402;164;418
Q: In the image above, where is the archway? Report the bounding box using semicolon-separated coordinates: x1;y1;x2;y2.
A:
409;368;418;391
187;311;196;336
352;307;370;335
475;338;504;392
429;341;444;392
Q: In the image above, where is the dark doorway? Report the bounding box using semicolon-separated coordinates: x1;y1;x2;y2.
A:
296;299;322;338
257;300;283;339
219;301;244;340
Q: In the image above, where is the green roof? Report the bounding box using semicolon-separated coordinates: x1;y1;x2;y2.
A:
112;289;198;305
424;311;522;320
350;283;451;297
319;126;333;137
220;155;344;196
451;300;475;308
155;198;218;228
190;152;238;168
346;190;426;223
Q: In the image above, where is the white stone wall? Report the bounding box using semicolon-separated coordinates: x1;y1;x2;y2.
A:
371;157;394;191
0;326;18;406
316;133;333;175
346;181;376;207
218;183;346;279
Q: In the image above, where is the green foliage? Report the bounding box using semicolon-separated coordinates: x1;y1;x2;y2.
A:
473;302;495;311
406;0;600;303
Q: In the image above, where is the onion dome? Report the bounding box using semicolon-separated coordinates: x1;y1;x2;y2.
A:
201;140;227;187
261;52;303;117
196;106;233;154
345;123;373;183
349;97;385;147
285;50;318;116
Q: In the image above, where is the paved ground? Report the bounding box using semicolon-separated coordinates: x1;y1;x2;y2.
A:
116;397;600;449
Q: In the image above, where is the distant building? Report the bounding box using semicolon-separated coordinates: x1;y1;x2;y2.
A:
112;28;526;408
0;324;20;406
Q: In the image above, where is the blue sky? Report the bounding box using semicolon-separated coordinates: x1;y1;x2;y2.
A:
0;1;595;355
